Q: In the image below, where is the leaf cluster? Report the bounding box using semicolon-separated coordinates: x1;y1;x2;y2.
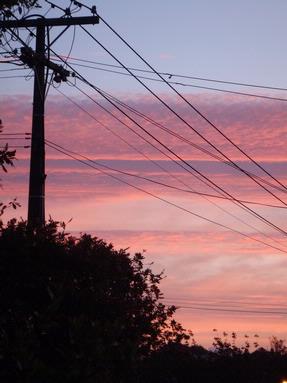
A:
0;144;16;173
0;144;19;218
0;0;38;11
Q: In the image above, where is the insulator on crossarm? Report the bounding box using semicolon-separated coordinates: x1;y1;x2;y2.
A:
53;73;62;83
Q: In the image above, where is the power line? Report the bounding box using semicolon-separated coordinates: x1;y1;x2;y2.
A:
45;130;287;249
54;87;287;211
45;130;285;211
0;67;27;72
0;137;30;140
64;25;76;65
72;73;287;238
81;7;287;194
43;0;287;199
56;85;234;204
0;75;31;79
71;81;236;202
0;145;30;148
79;26;287;208
89;84;287;195
51;56;287;103
0;133;31;135
71;73;287;237
163;297;287;309
45;139;287;255
55;54;287;93
9;3;287;202
46;133;287;249
54;84;287;249
5;8;287;239
167;304;287;316
8;18;287;240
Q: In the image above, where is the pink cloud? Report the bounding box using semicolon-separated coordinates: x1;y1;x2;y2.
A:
2;92;287;161
159;52;175;60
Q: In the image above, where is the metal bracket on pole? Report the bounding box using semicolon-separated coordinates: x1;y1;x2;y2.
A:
20;46;71;82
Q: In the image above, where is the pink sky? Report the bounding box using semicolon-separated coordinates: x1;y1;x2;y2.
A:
1;92;287;348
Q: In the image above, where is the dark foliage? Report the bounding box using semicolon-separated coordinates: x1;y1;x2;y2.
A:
140;339;287;383
0;144;19;217
0;219;190;382
0;144;16;174
0;0;38;11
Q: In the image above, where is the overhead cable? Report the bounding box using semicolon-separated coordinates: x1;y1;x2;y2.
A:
55;84;287;248
73;73;287;237
54;54;287;93
80;26;287;207
43;0;287;196
45;139;287;255
90;85;287;195
46;132;287;249
54;87;286;210
9;4;287;201
170;304;287;316
6;9;287;238
79;8;287;193
51;57;287;103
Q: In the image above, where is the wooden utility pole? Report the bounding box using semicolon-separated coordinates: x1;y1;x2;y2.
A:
0;16;99;228
28;23;45;228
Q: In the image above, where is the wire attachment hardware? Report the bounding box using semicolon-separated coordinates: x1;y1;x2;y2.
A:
20;46;70;82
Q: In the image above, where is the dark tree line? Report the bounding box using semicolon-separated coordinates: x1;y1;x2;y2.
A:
140;336;287;383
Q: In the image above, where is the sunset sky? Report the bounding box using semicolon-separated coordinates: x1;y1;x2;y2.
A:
1;0;287;348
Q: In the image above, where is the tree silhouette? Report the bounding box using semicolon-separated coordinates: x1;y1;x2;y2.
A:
0;218;190;382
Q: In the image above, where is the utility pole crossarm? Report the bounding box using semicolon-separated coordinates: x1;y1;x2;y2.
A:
0;16;99;28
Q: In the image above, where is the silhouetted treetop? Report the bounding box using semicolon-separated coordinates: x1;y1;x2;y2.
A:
0;218;190;382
